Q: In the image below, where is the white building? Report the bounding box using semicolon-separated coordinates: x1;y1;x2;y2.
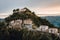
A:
57;33;60;38
36;25;49;32
24;24;32;30
49;28;58;34
24;19;33;30
57;33;60;36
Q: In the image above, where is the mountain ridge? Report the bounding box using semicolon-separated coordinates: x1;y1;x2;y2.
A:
41;16;60;27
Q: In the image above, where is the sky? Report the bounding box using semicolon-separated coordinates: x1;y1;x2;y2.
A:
0;0;60;18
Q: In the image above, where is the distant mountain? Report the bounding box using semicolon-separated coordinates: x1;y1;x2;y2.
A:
0;18;4;22
41;16;60;27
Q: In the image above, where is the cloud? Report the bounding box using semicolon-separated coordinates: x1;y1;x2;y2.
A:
0;13;11;18
0;0;29;12
0;0;60;12
0;0;60;17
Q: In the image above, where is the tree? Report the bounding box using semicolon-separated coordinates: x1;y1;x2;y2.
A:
0;22;6;29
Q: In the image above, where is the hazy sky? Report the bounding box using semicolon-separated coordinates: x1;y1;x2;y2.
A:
0;0;60;18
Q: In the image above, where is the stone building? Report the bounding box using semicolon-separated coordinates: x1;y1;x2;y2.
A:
23;19;33;30
36;25;49;32
9;19;22;29
49;28;58;34
9;19;33;30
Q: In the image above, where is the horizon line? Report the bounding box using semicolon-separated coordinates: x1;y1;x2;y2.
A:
0;14;60;16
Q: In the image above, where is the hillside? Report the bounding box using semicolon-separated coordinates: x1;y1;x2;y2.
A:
4;8;56;28
0;29;59;40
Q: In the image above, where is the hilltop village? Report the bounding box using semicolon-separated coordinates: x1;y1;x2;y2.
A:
0;7;60;40
4;8;60;37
